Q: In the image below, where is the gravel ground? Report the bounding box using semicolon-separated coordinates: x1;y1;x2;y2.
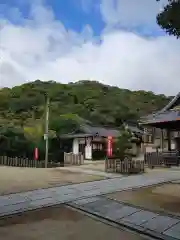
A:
0;205;149;240
0;166;104;195
107;183;180;216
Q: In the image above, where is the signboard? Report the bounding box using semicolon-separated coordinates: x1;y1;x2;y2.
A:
44;133;48;140
107;136;113;157
44;134;48;140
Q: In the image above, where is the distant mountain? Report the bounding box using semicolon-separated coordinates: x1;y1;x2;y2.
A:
0;80;172;128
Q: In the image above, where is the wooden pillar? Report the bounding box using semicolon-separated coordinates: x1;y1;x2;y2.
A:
161;129;164;150
73;138;79;154
85;137;92;160
167;130;171;151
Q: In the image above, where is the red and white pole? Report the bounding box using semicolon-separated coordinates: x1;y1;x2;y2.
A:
34;147;39;160
107;136;113;157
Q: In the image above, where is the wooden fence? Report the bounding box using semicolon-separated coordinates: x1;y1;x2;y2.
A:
0;156;58;168
64;152;84;165
144;151;179;168
105;157;145;174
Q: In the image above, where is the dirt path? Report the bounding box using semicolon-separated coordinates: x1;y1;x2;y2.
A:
107;182;180;216
0;205;148;240
0;166;104;195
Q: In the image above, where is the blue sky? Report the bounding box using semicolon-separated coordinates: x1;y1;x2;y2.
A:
0;0;104;34
0;0;179;95
47;0;105;35
0;0;164;37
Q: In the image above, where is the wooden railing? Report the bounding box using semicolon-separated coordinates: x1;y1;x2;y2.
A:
0;156;61;168
105;157;145;174
144;151;179;168
0;156;46;168
64;152;84;165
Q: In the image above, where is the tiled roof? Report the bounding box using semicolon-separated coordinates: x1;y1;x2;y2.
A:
60;123;143;138
140;92;180;123
60;133;92;139
80;125;120;137
141;110;180;125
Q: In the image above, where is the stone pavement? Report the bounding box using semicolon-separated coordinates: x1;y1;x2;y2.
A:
0;170;180;218
69;196;180;240
59;166;123;178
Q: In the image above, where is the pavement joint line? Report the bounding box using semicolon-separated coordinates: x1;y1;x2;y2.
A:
0;184;172;204
66;204;156;240
117;208;142;220
126;214;159;227
66;203;178;240
101;179;180;197
1;175;178;198
105;197;180;220
0;176;180;218
68;194;180;239
162;221;180;233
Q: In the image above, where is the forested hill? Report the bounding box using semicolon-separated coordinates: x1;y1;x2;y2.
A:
0;80;172;128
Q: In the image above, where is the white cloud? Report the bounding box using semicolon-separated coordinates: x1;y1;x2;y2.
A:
0;0;179;95
100;0;168;29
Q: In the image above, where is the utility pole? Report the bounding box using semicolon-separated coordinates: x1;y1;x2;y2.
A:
45;95;49;168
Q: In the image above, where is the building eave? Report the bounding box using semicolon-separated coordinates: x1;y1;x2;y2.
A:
160;92;180;113
140;92;180;124
60;133;93;139
140;110;180;130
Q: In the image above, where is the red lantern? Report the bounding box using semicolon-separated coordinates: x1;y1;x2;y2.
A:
34;147;38;160
107;136;113;157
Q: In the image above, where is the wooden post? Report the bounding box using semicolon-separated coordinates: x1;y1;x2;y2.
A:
6;156;8;166
161;129;164;150
15;157;17;167
167;130;171;151
4;156;7;165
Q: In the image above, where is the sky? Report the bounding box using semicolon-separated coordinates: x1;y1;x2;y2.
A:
0;0;179;95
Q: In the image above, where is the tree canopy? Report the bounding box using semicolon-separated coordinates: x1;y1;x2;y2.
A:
114;126;132;159
157;0;180;38
0;80;171;130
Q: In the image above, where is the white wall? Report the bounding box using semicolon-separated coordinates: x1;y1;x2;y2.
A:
72;138;79;154
73;137;92;159
85;144;92;160
85;138;92;160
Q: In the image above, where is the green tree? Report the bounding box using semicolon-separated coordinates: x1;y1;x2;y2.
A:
156;0;180;38
114;126;132;160
24;123;44;144
0;80;170;131
49;113;86;135
0;126;30;157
